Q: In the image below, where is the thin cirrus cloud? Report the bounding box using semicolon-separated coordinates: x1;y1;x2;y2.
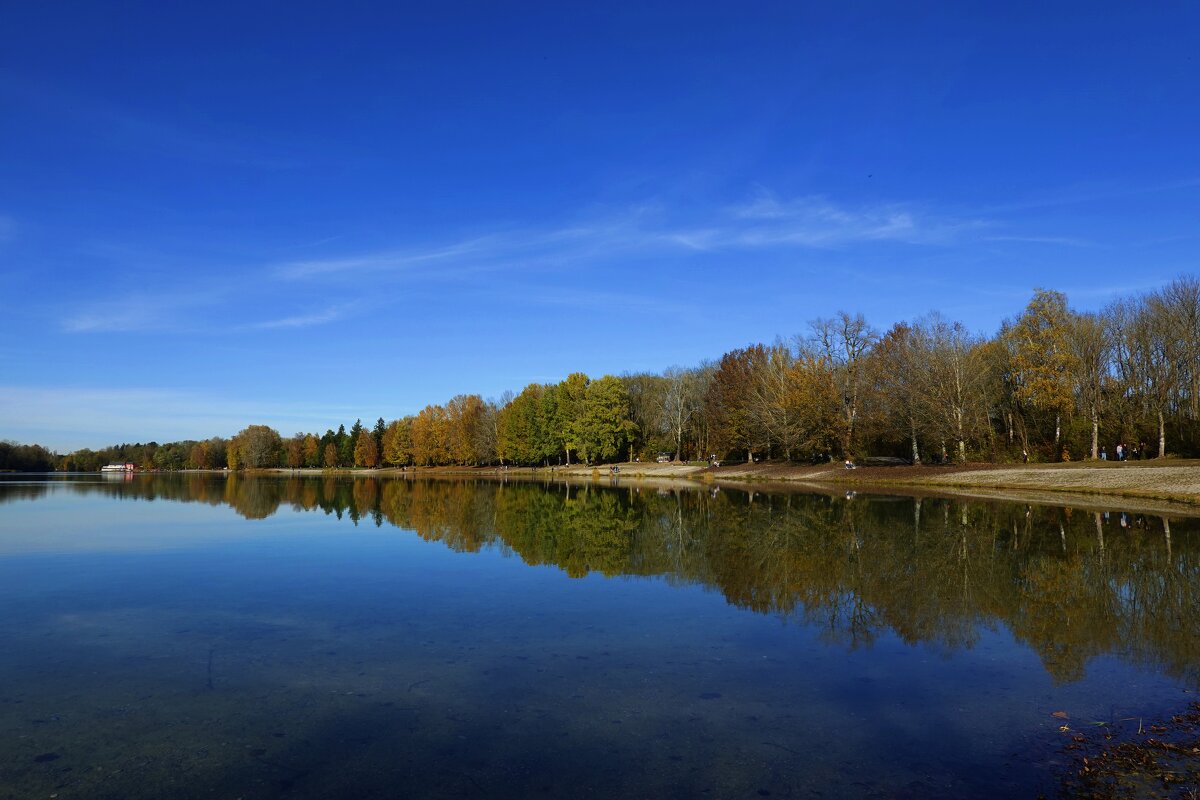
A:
61;288;229;334
59;193;1005;335
274;194;991;283
724;194;990;248
250;305;351;330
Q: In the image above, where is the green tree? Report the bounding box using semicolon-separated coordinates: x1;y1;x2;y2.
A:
576;375;637;464
556;373;589;465
373;417;387;457
343;420;363;465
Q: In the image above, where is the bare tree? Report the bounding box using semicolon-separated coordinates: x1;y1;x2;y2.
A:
1069;311;1110;459
809;312;877;457
659;366;702;461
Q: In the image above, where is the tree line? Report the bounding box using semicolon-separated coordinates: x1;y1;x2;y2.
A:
28;276;1200;471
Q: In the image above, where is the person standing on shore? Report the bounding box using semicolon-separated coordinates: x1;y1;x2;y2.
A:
1116;443;1124;461
1100;447;1107;461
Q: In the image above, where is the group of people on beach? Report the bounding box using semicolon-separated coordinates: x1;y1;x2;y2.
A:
1099;441;1147;461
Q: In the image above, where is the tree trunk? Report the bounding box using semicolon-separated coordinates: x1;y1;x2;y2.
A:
1090;405;1099;460
910;418;920;464
1158;409;1166;458
1054;413;1061;446
955;406;966;463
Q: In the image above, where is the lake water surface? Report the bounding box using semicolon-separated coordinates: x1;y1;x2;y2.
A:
1;474;1197;798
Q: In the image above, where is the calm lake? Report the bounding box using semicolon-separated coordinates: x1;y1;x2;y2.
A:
0;474;1196;799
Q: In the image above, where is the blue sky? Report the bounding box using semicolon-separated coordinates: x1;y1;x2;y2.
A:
2;2;1198;451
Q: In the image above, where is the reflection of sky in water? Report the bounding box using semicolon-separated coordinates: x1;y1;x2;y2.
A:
0;478;1194;798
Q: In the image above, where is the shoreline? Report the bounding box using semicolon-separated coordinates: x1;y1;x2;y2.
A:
232;459;1200;515
40;460;1189;515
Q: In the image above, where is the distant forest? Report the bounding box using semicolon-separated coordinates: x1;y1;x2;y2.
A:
8;277;1200;473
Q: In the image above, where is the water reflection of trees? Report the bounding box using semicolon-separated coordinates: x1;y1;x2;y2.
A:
16;475;1200;685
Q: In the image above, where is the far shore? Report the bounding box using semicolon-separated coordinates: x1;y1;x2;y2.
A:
232;459;1200;516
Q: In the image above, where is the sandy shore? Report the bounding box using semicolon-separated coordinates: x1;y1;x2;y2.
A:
542;459;1200;511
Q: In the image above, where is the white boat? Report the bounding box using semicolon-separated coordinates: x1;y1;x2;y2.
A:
100;463;136;473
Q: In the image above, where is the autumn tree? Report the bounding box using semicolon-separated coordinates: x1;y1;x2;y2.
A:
705;345;769;462
382;417;413;466
777;353;843;460
190;441;211;470
1007;290;1079;453
230;425;282;469
411;404;450;465
285;434;305;468
354;428;379;468
302;434;321;468
446;394;488;465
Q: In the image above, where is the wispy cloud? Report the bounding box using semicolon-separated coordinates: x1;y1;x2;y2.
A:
983;234;1097;247
275;193;988;284
61;289;227;334
726;192;989;247
55;191;1043;336
275;237;498;279
505;287;694;315
250;305;350;330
